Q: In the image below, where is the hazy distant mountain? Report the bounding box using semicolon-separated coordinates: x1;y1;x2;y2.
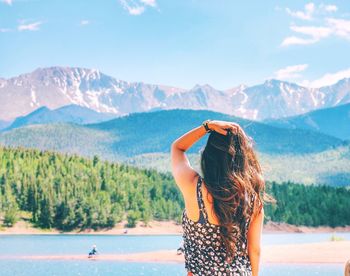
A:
1;67;349;121
6;104;117;131
0;120;12;131
264;103;350;140
0;109;345;159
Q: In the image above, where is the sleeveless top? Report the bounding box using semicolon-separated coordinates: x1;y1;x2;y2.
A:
181;175;253;276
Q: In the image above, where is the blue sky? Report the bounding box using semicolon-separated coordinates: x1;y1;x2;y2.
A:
1;0;350;90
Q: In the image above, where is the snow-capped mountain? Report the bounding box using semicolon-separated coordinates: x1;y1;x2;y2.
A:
235;79;324;120
319;78;350;106
0;66;349;121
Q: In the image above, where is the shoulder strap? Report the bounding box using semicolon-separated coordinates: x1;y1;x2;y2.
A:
196;175;208;223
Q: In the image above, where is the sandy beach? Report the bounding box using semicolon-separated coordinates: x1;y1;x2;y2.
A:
0;241;349;264
1;220;350;235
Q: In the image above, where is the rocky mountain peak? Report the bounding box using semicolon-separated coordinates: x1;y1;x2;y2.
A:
0;66;349;121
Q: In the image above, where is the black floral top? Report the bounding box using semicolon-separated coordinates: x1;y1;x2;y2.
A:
181;175;253;276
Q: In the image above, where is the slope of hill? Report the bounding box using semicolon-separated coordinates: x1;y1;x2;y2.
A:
0;146;183;230
0;109;348;186
0;109;345;160
264;103;350;140
125;145;350;187
88;109;345;156
0;123;122;161
1;146;349;230
5;104;117;131
1;66;350;121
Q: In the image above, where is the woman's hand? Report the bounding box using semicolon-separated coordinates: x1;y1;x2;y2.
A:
208;120;244;136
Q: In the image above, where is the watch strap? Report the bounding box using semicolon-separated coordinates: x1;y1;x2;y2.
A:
202;120;212;132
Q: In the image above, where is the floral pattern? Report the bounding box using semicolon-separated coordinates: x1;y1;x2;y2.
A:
182;175;253;276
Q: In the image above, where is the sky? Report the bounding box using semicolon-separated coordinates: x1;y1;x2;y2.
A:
1;0;350;90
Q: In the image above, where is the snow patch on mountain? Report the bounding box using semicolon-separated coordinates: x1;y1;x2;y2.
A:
0;67;349;121
30;88;39;107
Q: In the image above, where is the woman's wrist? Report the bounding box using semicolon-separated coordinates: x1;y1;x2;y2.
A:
202;119;213;133
207;120;214;131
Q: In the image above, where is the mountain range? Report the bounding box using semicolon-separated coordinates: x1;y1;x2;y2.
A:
4;104;117;131
0;109;348;186
0;109;346;157
1;66;349;186
1;66;349;121
264;103;350;140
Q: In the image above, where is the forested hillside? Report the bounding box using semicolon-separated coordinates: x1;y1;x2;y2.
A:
88;109;345;155
0;146;182;230
1;109;345;159
0;146;349;230
125;147;350;187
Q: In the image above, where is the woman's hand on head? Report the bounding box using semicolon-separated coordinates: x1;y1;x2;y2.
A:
208;120;243;136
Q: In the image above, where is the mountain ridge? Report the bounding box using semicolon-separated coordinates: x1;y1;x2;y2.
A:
1;109;345;158
264;102;350;140
1;66;349;121
5;104;117;131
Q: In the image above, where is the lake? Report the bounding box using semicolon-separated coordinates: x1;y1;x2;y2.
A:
0;233;349;275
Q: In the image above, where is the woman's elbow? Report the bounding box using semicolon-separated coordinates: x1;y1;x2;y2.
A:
171;140;178;150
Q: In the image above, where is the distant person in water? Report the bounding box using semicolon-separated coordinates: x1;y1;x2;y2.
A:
171;120;272;276
88;244;98;258
177;240;184;255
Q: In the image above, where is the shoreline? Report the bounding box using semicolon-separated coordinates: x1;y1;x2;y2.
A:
0;241;349;264
1;220;350;235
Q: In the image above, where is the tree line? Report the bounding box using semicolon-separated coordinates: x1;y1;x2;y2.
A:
0;146;349;230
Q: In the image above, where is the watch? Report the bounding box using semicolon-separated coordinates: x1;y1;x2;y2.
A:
202;119;212;133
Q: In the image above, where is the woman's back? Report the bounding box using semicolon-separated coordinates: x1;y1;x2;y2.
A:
171;120;266;275
182;175;254;276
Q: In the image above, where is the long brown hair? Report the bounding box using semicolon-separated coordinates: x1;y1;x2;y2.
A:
200;127;270;261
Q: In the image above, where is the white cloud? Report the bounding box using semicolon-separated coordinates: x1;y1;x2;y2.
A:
2;0;13;5
299;68;350;88
18;21;42;31
285;3;338;21
290;25;332;39
275;64;309;80
80;20;90;26
128;6;144;15
320;4;337;13
281;9;350;46
119;0;157;15
326;18;350;39
281;36;318;46
120;0;145;15
286;3;315;20
140;0;156;7
282;25;332;45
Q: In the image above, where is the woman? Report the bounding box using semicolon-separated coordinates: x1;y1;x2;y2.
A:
171;119;267;276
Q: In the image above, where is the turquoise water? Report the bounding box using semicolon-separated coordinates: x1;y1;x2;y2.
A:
0;260;344;276
0;233;348;275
